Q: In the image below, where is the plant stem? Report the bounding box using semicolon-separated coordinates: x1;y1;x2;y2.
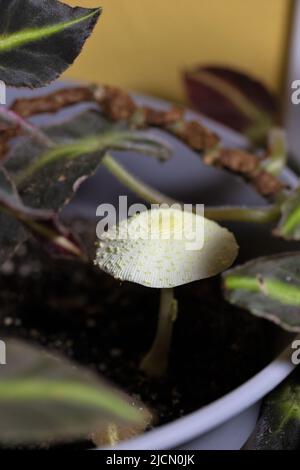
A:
140;288;178;378
261;128;287;176
0;105;53;148
204;205;280;223
102;153;176;205
102;153;280;224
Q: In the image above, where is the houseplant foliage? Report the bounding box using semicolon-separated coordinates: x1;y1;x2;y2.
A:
0;0;101;87
223;253;300;332
0;339;144;446
1;0;300;450
183;65;278;146
243;367;300;450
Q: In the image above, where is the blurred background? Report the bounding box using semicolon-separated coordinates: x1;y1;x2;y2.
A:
64;0;293;102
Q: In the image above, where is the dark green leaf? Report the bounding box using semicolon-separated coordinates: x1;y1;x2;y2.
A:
6;109;171;211
274;187;300;241
223;253;300;332
0;339;143;445
0;167;86;264
0;0;101;87
244;368;300;450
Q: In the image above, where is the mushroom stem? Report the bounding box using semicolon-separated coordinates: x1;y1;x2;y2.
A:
140;288;178;378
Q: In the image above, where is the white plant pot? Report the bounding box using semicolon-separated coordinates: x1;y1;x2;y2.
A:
7;84;299;450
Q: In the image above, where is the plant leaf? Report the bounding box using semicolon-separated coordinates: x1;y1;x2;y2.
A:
244;368;300;450
0;0;101;87
223;253;300;332
183;66;277;144
0;167;86;264
274;187;300;241
0;339;143;445
6;109;171;211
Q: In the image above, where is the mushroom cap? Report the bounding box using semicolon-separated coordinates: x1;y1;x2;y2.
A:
95;208;238;288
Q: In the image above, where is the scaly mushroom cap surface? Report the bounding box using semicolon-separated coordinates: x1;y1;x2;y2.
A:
95;208;238;288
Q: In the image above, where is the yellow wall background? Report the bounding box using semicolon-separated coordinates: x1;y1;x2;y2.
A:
64;0;292;103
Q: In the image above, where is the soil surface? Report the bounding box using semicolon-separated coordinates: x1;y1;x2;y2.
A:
0;239;273;449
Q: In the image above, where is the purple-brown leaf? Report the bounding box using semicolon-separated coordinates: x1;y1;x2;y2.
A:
183;66;278;144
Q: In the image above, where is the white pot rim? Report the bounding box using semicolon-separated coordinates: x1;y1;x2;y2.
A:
116;333;299;450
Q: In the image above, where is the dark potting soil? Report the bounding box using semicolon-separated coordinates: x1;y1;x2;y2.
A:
0;242;272;448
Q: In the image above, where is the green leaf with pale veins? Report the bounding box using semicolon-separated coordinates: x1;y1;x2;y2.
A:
244;368;300;449
0;0;101;87
274;187;300;241
223;252;300;332
0;339;144;445
6;109;171;211
0;166;86;265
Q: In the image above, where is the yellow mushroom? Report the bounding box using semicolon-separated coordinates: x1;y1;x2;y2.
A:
95;207;238;378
